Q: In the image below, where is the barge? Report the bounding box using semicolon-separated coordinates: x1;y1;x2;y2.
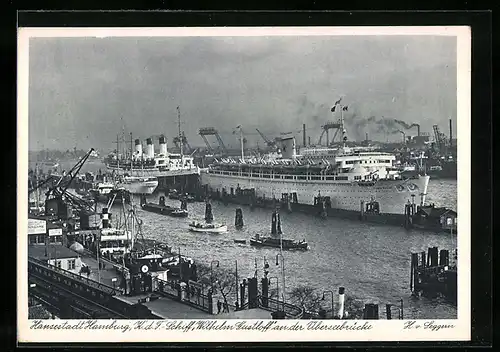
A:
140;195;188;218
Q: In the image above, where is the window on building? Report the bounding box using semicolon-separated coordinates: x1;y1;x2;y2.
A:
29;236;37;245
68;259;76;270
55;260;62;268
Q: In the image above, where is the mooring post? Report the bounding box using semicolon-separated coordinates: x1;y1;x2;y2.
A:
400;298;404;319
385;304;392;319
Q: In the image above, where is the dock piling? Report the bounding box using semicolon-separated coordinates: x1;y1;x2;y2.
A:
410;247;457;300
363;303;379;320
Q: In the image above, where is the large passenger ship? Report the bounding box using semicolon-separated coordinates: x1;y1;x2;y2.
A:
200;101;430;215
104;135;200;178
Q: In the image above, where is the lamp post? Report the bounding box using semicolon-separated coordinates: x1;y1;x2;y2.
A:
275;252;286;311
29;283;37;307
268;276;279;308
235;260;239;307
210;260;219;293
322;290;334;319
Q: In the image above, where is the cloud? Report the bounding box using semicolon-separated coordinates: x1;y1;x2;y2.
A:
27;35;457;151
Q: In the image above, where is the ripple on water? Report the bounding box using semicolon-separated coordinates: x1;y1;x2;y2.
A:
43;160;457;319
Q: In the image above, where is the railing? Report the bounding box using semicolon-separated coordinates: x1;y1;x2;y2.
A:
155;278;211;313
259;296;304;319
28;256;119;296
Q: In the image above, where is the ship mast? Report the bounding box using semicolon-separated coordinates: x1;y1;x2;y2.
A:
340;102;345;149
177;106;183;158
116;134;120;172
236;125;245;163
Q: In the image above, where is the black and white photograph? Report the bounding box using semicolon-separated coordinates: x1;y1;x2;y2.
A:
18;26;471;342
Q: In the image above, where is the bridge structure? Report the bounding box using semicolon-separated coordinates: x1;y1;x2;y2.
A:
28;254;305;320
28;257;161;319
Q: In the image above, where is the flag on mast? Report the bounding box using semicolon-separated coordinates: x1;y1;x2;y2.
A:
331;97;343;112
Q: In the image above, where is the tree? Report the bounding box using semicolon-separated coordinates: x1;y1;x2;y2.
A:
196;264;236;308
288;285;322;312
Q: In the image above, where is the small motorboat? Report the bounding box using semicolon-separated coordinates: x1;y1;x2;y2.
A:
234;239;247;244
171;208;189;217
189;221;227;233
188;199;227;233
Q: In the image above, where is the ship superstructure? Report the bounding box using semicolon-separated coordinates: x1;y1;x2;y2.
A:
104;107;200;179
200;99;430;215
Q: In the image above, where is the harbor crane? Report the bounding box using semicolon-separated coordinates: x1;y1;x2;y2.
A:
173;131;193;154
198;127;228;155
432;124;448;154
255;128;276;147
30;148;97;215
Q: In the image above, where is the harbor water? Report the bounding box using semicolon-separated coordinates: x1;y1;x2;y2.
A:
31;160;458;319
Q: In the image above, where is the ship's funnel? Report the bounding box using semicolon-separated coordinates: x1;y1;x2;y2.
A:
146;138;154;158
134;139;143;158
280;136;296;159
159;135;167;155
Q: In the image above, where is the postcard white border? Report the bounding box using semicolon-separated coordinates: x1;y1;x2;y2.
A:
17;26;471;343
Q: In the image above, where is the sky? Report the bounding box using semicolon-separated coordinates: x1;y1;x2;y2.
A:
27;34;457;152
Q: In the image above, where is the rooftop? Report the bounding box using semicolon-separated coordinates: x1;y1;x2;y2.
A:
29;244;80;260
418;206;457;218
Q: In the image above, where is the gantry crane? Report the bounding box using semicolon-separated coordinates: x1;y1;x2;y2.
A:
198;127;228;155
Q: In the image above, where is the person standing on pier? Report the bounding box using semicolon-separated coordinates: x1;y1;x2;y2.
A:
217;300;222;314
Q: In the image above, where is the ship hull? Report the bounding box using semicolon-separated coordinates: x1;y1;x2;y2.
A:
188;224;227;233
249;238;308;250
200;172;430;215
106;164;200;178
116;180;158;195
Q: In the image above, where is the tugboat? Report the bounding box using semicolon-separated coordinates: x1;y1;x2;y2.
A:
188;200;227;233
140;195;188;218
250;210;308;250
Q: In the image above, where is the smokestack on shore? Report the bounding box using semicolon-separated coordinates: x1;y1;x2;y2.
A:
146;138;154;158
159;135;168;155
134;139;143;159
449;119;453;147
303;124;306;147
417;124;420;137
365;132;368;141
